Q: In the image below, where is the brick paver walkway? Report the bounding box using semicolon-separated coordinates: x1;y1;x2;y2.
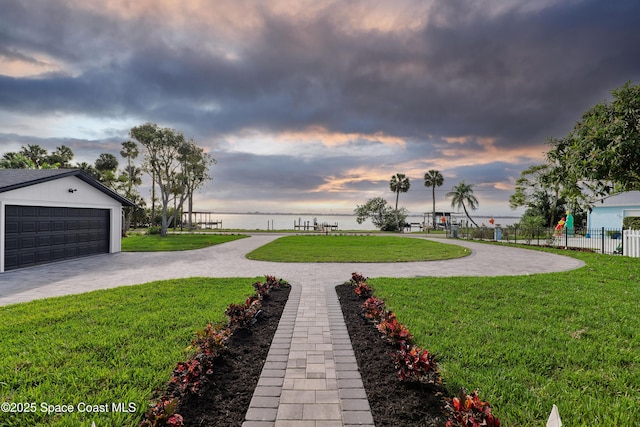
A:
243;282;374;427
0;234;584;426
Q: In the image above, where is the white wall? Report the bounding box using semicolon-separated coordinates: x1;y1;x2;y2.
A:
0;176;124;271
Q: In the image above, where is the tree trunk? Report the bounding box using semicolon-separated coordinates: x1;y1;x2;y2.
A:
395;190;400;231
167;186;188;235
161;203;169;237
463;203;479;227
160;169;170;237
432;186;436;230
151;171;156;227
173;194;177;231
188;194;194;230
550;186;560;228
124;207;132;233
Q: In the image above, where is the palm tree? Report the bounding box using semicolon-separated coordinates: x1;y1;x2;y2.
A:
0;152;35;169
424;170;444;229
19;144;48;168
446;181;479;227
49;145;74;168
389;173;411;230
120;140;142;230
120;140;140;196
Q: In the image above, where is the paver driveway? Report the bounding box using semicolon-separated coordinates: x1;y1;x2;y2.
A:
0;234;585;427
0;234;583;306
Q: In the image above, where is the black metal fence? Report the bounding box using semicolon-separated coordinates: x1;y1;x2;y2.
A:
454;225;627;255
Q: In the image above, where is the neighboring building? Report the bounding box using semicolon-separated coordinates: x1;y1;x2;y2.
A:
0;169;134;272
587;191;640;230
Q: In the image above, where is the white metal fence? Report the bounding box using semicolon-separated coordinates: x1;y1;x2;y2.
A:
623;229;640;258
457;226;640;257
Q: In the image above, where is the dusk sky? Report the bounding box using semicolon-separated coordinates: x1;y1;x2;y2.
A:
1;0;639;216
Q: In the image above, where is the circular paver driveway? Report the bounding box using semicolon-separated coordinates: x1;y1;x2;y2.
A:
0;234;584;306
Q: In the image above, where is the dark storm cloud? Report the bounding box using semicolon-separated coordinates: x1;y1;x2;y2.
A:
0;46;45;65
212;152;327;193
209;149;389;196
0;1;136;68
3;0;639;144
415;0;640;143
2;0;640;214
0;132;124;164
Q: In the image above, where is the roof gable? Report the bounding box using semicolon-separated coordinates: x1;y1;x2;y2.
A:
0;169;135;206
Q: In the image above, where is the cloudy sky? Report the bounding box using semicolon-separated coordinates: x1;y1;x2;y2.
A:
1;0;639;216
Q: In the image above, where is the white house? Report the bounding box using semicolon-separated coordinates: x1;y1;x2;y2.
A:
587;191;640;230
0;169;134;272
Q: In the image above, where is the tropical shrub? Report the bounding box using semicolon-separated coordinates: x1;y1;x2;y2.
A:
444;389;500;427
623;216;640;229
354;281;373;298
391;341;439;383
376;312;414;345
362;296;386;322
253;275;284;298
346;274;499;426
516;214;545;244
146;226;162;235
225;295;262;330
265;275;286;287
171;358;205;394
191;323;230;356
253;280;272;298
350;272;368;284
139;276;285;427
139;398;183;427
354;197;408;232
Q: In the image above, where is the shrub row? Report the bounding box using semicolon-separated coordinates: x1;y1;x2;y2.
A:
348;273;500;427
623;216;640;229
138;275;287;427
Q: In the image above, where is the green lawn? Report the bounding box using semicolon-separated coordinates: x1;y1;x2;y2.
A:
368;250;640;426
245;235;470;262
122;233;247;251
0;277;257;427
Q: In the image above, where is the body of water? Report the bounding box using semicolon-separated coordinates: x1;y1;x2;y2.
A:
184;212;521;231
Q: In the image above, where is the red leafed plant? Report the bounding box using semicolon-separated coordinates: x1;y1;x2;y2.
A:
444;389;500;427
171;358;205;394
354;282;373;298
391;341;440;383
192;323;230;356
252;280;272;298
253;275;285;298
265;275;285;288
350;272;368;285
225;295;262;330
362;296;386;322
376;312;414;345
166;414;184;427
139;397;184;427
141;276;288;427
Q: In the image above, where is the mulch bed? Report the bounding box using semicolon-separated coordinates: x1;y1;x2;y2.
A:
336;283;449;427
175;283;290;427
168;281;449;427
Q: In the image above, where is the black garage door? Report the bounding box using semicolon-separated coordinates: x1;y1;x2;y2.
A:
4;205;110;271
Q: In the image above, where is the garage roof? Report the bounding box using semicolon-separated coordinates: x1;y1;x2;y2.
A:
594;191;640;208
0;169;135;206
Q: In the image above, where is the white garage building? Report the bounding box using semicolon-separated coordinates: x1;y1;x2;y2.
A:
0;169;134;272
